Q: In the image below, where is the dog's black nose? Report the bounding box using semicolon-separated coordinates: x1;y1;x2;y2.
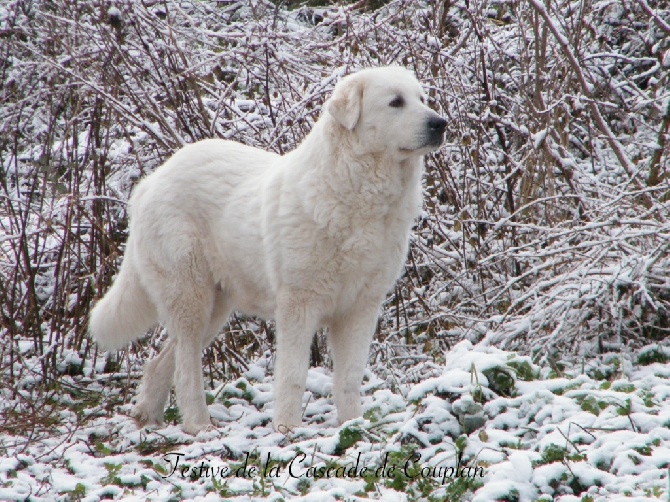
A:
428;116;447;133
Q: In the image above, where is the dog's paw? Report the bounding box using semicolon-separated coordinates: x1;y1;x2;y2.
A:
336;409;363;425
131;403;165;429
273;423;296;435
272;415;300;434
182;419;217;436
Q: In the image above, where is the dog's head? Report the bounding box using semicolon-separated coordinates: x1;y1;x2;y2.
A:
326;67;447;157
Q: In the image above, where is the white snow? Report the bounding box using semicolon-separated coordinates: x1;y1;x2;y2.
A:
2;0;669;500
2;341;669;500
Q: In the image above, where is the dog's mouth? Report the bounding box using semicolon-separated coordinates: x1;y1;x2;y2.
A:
400;136;445;154
426;129;447;149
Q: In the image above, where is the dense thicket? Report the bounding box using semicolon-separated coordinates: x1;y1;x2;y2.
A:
1;0;668;385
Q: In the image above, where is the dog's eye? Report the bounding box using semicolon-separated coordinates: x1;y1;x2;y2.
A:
389;96;404;108
420;96;426;104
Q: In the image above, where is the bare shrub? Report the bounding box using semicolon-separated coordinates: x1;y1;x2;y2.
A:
1;0;668;397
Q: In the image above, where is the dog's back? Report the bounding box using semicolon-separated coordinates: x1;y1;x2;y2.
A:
89;139;279;350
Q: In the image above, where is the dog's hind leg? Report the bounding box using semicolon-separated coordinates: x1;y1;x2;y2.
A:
200;286;233;350
131;286;232;430
167;273;216;434
128;235;222;435
132;337;176;428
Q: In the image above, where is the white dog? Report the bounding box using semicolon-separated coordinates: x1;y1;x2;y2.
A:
90;67;446;435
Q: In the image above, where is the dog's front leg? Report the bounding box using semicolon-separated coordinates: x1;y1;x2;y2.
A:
272;293;319;432
328;302;380;423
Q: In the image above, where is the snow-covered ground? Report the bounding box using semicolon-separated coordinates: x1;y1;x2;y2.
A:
2;341;669;501
2;1;669;500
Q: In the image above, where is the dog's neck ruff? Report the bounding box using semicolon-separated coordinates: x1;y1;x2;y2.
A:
282;116;423;235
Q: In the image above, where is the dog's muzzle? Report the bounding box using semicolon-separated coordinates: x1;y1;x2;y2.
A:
427;115;448;148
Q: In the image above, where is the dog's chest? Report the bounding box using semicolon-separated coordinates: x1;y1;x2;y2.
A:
275;158;421;303
319;178;418;272
328;207;411;288
338;215;396;258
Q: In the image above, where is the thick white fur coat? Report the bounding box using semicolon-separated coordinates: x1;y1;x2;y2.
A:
90;67;446;434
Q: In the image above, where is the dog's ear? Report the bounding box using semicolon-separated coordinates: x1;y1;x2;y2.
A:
327;75;363;131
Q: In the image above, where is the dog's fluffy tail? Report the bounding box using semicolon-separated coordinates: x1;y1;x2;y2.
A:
89;245;157;351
